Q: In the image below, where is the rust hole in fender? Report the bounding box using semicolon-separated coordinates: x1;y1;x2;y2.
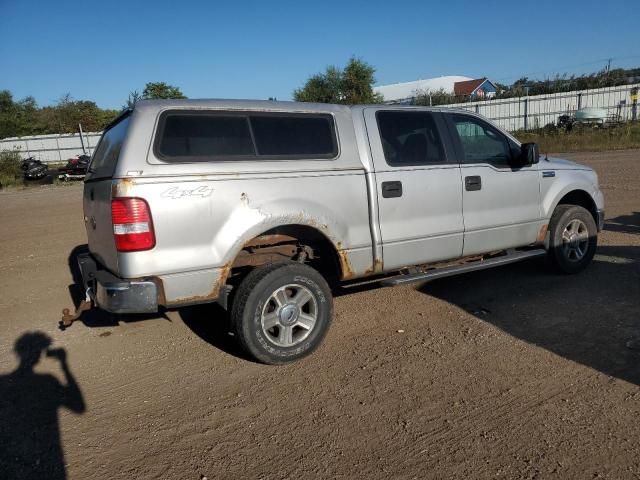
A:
337;249;354;280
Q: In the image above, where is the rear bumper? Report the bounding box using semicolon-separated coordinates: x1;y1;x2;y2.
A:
78;253;158;314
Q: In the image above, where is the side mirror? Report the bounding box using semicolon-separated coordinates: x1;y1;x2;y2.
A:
518;143;540;167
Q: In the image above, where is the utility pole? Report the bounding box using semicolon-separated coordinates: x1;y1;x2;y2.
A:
78;123;86;154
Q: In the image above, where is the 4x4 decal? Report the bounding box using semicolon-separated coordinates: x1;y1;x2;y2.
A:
161;186;214;199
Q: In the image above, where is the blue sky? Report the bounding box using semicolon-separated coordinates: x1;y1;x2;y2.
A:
1;0;638;109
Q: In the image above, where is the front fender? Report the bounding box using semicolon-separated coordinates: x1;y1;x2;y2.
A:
541;171;600;220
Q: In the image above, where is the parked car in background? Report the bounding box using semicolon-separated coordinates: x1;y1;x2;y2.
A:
58;154;90;181
65;99;605;364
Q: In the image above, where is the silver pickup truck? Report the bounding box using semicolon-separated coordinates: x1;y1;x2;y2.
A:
66;99;604;364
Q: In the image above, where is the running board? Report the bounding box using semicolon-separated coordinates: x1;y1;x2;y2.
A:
380;249;547;287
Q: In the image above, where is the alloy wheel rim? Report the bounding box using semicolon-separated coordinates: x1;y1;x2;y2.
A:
261;284;318;347
562;219;589;261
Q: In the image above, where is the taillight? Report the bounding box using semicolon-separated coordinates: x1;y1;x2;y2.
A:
111;197;155;252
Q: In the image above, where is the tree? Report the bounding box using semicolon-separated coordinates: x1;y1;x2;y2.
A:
141;82;186;100
341;58;384;104
414;88;466;107
294;67;342;103
0;90;38;138
0;90;120;139
123;90;142;109
494;82;509;95
293;57;383;104
34;94;119;134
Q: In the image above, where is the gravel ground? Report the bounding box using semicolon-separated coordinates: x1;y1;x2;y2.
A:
0;149;639;479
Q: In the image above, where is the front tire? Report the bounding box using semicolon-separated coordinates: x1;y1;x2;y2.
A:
547;204;597;274
230;262;333;364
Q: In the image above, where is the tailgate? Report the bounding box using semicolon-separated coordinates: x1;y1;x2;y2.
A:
83;113;131;274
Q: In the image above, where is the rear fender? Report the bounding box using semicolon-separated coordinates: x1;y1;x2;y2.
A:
215;197;353;275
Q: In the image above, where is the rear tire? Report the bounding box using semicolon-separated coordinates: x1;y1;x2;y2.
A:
230;262;333;364
547;204;597;274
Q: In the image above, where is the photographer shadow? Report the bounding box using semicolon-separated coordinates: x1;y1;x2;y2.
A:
0;332;85;479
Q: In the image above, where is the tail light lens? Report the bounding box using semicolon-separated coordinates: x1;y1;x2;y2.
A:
111;197;155;252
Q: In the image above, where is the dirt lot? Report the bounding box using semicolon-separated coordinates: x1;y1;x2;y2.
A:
0;150;639;479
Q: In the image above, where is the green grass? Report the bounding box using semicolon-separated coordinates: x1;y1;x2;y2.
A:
0;175;23;189
0;150;23;189
515;121;640;154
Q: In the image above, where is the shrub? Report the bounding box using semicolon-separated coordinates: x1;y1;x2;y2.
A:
0;149;23;189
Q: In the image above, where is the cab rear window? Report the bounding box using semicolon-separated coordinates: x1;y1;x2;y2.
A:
155;111;338;161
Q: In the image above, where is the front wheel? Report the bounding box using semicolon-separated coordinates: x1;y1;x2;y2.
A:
230;262;333;364
547;204;598;274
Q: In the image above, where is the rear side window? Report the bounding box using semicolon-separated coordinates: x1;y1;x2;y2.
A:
159;115;254;157
87;114;130;179
251;115;335;156
376;111;446;167
155;111;338;161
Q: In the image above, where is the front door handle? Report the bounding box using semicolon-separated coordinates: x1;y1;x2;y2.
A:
381;181;403;198
465;176;482;191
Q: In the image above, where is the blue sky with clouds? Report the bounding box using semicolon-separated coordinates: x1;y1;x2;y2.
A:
1;0;638;109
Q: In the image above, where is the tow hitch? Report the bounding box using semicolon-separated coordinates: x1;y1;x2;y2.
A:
60;289;93;328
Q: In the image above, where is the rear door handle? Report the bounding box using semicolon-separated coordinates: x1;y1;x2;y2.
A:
381;181;402;198
465;176;482;191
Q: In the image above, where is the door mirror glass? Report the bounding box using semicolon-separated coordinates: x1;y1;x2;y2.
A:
515;143;539;167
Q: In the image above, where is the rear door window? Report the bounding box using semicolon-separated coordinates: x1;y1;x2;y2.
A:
155;111;338;161
376;111;446;167
87;114;130;180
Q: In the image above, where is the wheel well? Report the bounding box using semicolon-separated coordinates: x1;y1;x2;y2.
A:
557;190;598;224
229;225;342;286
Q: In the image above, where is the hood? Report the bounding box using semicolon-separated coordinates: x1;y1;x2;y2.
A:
542;156;592;171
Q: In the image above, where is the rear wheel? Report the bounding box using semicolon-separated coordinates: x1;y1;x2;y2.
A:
230;262;333;364
547;204;597;273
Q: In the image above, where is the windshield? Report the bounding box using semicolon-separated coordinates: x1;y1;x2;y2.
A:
86;113;131;180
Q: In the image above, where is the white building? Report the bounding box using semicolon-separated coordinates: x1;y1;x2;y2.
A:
374;75;473;103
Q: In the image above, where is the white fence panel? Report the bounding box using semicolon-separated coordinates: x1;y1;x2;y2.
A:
442;83;639;131
0;132;103;163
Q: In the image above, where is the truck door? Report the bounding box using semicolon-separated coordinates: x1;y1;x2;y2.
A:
364;109;464;271
444;113;542;256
